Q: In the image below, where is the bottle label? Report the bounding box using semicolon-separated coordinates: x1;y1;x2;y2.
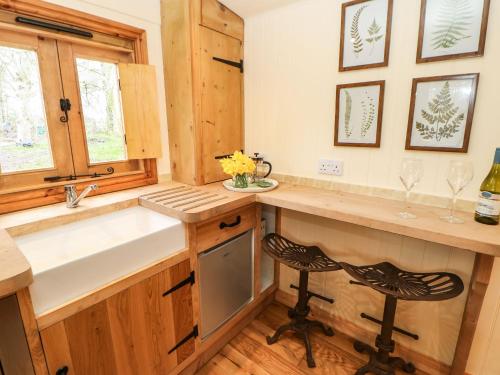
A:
475;191;500;218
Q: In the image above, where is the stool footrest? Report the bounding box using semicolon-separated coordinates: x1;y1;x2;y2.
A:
349;280;365;286
360;313;419;340
290;284;334;304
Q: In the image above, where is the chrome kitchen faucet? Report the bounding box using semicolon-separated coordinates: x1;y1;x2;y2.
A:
64;184;98;208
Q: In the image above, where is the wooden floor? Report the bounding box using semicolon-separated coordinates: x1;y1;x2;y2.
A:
196;302;429;375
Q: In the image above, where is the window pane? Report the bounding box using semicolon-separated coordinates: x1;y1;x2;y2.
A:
0;45;53;173
76;58;127;164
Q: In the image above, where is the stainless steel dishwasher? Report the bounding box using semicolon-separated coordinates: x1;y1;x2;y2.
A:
198;230;253;339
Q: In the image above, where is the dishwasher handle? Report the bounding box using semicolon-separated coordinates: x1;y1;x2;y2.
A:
219;215;241;229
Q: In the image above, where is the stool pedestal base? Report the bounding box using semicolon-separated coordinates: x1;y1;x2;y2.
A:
353;340;415;375
266;317;333;368
266;270;334;368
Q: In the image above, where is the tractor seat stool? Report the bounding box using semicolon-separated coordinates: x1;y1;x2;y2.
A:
262;233;342;368
340;261;464;375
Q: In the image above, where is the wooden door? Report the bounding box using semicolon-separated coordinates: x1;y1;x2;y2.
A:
200;27;243;184
40;260;195;375
201;0;244;40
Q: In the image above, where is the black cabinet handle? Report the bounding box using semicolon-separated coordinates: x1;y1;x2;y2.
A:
219;216;241;229
56;366;69;375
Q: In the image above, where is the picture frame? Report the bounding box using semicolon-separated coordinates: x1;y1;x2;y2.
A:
339;0;393;72
334;80;385;148
405;74;479;153
416;0;490;64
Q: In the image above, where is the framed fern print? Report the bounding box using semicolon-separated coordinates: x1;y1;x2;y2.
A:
335;81;385;147
417;0;490;63
339;0;393;71
406;74;479;153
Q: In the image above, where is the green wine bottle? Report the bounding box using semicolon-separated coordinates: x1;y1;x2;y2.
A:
475;148;500;225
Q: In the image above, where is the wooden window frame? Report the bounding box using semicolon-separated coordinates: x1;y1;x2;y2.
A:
0;0;158;214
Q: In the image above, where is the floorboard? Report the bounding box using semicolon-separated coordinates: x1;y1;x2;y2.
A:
196;302;430;375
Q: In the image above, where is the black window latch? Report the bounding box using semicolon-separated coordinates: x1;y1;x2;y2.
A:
60;98;71;123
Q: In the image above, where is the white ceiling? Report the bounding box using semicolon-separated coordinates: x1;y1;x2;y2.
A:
219;0;303;18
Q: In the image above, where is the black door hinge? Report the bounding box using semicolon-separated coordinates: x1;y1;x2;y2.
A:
59;98;71;123
168;325;198;354
162;271;195;297
214;150;245;160
213;57;244;73
55;366;69;375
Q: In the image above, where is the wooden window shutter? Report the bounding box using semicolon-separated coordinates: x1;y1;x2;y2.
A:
118;63;163;159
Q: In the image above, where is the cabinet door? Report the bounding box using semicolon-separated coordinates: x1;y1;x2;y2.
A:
40;260;195;375
201;0;244;40
200;27;243;184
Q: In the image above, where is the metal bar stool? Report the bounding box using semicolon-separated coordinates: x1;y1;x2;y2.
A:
262;233;342;368
340;261;464;375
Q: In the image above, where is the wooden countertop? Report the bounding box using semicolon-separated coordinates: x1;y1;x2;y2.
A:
0;228;32;298
139;181;500;256
256;183;500;257
2;180;500;296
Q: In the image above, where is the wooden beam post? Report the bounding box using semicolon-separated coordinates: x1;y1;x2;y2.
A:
451;253;495;375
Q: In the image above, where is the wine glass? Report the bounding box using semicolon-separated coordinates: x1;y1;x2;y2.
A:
398;158;423;219
441;161;473;224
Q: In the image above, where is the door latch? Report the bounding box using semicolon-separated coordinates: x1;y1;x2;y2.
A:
59;98;71;123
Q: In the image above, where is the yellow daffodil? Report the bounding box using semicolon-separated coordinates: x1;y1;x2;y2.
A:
219;151;256;177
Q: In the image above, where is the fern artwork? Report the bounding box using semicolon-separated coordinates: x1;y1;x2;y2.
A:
344;91;353;138
341;0;392;70
350;6;367;57
407;74;479;152
415;82;464;142
336;82;384;148
366;18;384;54
419;0;489;61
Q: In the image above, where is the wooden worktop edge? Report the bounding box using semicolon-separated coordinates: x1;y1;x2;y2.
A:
0;228;33;298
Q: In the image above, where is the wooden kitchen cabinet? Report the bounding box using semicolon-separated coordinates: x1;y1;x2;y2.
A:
161;0;244;185
40;260;195;375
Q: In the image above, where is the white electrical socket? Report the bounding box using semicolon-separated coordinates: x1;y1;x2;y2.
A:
318;159;343;176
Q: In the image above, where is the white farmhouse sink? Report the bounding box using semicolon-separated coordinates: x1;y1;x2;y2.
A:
14;206;185;315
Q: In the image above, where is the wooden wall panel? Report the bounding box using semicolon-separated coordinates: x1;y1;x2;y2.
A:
161;0;198;185
279;209;475;367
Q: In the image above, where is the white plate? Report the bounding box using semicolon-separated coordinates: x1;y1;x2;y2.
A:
223;178;279;193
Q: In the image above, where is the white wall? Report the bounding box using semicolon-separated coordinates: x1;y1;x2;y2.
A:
245;1;500;373
244;0;500;202
46;0;171;176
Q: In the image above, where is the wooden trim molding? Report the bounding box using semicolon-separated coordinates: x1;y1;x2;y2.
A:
0;0;158;214
17;288;49;375
451;253;494;375
0;0;144;39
